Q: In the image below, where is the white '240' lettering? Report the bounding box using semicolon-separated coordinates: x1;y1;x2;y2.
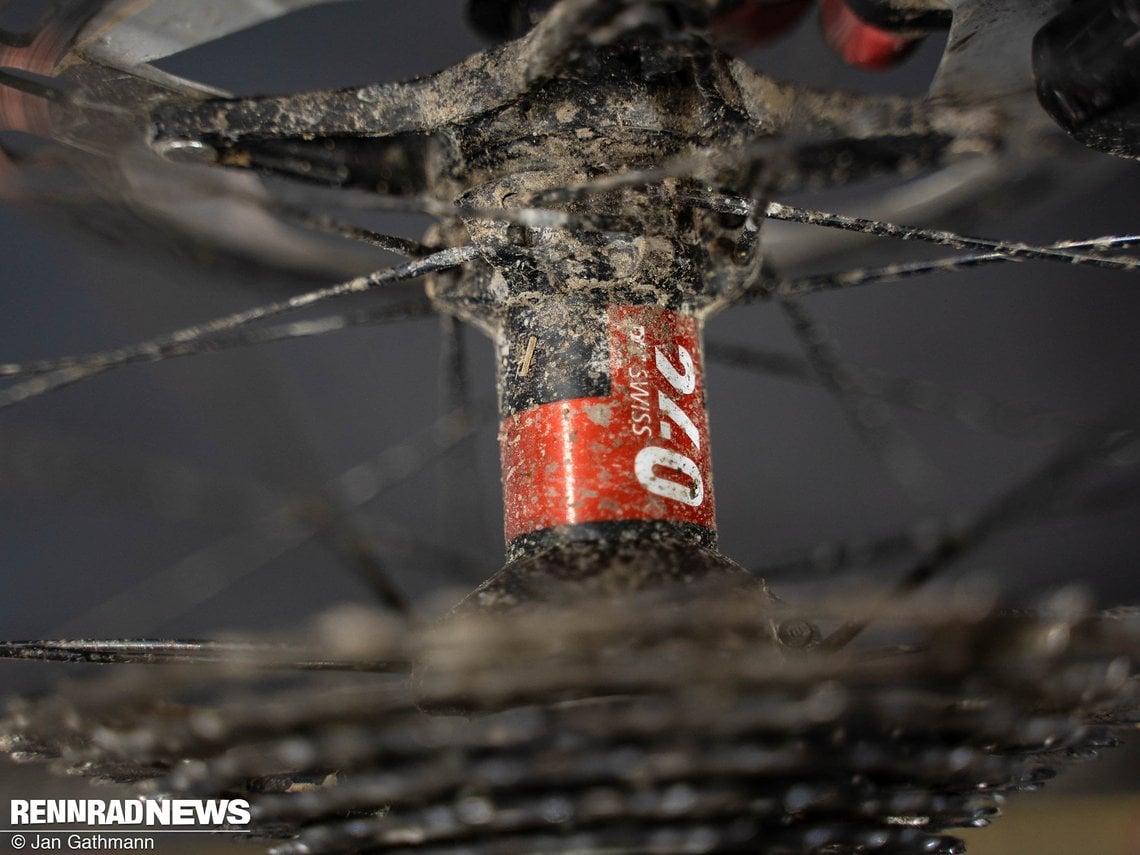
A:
635;344;703;506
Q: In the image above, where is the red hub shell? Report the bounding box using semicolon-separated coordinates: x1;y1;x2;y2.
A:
500;305;716;543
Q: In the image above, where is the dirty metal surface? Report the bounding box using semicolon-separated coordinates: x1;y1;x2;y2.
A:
2;589;1138;855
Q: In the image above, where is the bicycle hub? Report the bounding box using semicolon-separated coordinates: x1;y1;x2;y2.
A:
417;32;775;602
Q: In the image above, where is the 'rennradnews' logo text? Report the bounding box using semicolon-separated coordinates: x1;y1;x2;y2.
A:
10;799;251;826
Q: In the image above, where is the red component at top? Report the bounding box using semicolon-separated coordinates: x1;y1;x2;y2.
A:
712;0;813;50
819;0;921;70
0;15;86;186
500;305;715;544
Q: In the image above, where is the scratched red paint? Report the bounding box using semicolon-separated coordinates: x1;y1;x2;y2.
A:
500;305;715;543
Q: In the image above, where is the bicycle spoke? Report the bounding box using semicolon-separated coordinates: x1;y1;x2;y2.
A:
178;170;583;233
0;65;69;104
758;528;922;580
153;152;608;232
819;424;1140;651
705;340;1132;445
530;139;788;210
705;340;814;383
759;473;1140;580
271;206;436;258
529;128;968;219
2;424;432;624
1;415;429;618
695;193;1140;273
0;247;477;408
305;504;417;618
0;638;407;672
1;298;436;381
439;314;469;416
758;200;1140;271
299;392;496;607
772;235;1140;298
286;185;579;228
2;411;484;621
436;314;496;560
49;402;490;638
779;295;942;507
0;423;278;519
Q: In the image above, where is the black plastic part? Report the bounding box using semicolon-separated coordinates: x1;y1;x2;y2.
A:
507;519;718;561
1033;0;1140;160
500;301;612;417
486;520;744;605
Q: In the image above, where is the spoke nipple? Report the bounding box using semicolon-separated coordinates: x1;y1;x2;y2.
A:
153;139;219;165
